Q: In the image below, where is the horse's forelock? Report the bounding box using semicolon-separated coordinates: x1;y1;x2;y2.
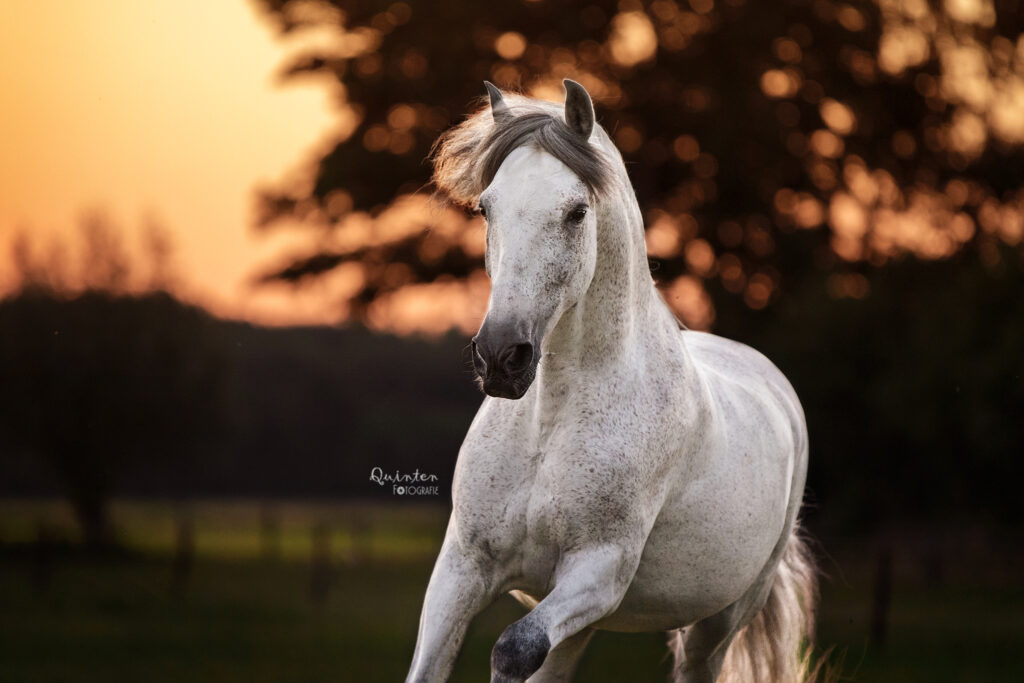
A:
432;100;615;206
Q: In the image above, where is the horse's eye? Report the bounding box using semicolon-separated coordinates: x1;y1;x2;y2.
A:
567;206;588;224
476;205;487;219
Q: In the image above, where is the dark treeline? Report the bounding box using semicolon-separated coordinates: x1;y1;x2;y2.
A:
2;241;1022;546
720;241;1024;536
0;288;479;547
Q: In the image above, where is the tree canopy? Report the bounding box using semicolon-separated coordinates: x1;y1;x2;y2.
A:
253;0;1024;329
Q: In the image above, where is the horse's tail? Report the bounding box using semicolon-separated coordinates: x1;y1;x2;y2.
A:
670;528;819;683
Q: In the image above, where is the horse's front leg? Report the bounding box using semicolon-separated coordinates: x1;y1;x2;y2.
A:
491;543;641;683
406;533;497;683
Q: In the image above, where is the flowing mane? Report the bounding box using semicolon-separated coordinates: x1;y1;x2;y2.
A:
431;93;618;207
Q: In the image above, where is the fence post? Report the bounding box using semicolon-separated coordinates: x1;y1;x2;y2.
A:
31;520;53;596
309;521;332;605
869;544;892;650
171;515;194;596
923;538;943;589
260;504;281;562
349;508;371;565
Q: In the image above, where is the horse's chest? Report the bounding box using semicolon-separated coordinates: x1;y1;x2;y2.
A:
454;451;619;588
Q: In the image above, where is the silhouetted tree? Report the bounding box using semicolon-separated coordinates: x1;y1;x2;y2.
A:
735;241;1024;531
253;0;1024;323
0;220;226;549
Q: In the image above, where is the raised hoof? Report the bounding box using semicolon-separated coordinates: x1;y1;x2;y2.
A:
490;619;550;682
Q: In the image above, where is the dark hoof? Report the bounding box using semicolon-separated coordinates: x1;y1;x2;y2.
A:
491;619;550;682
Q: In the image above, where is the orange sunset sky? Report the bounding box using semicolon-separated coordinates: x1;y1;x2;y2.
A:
0;0;342;324
5;0;1022;333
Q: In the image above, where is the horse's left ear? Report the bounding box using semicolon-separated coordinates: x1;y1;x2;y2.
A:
563;79;595;140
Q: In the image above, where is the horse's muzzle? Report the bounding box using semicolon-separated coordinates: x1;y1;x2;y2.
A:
471;327;538;400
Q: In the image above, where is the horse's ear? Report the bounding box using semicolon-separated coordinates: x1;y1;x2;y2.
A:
563;79;595;140
484;81;511;123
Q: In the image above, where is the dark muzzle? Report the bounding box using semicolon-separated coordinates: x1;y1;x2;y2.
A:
471;323;539;399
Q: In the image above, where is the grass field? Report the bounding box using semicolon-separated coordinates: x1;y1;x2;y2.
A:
0;500;1021;682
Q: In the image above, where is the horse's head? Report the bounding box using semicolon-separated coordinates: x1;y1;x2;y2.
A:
470;80;608;399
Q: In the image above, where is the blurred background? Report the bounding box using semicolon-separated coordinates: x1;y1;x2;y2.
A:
1;0;1022;680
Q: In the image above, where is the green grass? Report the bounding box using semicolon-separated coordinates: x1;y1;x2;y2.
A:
0;500;1021;681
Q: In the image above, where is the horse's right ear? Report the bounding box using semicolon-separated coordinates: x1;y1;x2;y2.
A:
484;81;511;123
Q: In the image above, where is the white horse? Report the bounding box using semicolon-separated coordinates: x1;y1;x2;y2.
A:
407;80;816;683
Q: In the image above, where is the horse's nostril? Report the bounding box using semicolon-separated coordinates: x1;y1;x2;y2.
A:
502;342;534;374
471;340;486;374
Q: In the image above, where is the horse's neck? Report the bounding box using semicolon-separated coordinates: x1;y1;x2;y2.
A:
539;181;681;383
